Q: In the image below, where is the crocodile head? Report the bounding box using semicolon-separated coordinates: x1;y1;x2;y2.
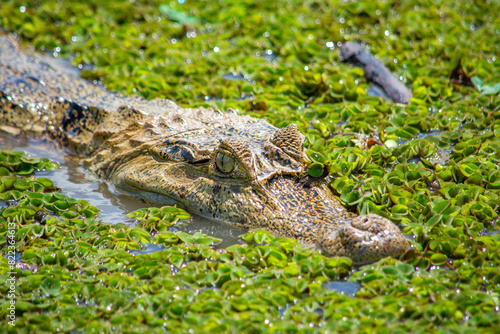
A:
89;116;408;264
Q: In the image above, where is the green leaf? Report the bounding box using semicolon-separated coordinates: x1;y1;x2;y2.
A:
13;179;30;191
159;4;200;24
54;200;69;210
0;167;11;176
480;82;500;95
430;253;448;266
17;162;34;175
471;76;483;88
307;150;325;163
36;177;54;188
308;162;325;178
40;278;61;296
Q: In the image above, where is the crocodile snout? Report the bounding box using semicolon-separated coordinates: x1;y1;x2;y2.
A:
318;214;409;264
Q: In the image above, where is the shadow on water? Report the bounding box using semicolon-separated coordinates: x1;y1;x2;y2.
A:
0;133;246;249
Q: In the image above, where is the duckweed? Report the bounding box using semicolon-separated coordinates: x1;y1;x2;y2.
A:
1;0;499;332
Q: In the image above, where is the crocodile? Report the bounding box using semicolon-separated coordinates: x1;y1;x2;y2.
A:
0;34;408;264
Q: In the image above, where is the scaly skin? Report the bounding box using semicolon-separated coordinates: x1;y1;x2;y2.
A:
0;34;408;264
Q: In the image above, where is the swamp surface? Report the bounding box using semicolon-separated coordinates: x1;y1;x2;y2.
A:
0;0;499;333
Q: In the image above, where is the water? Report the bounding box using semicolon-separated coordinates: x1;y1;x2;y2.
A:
322;281;361;297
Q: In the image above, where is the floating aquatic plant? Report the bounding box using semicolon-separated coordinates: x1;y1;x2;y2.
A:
0;0;499;332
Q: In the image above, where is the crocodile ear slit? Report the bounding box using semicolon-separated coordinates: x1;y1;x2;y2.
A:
270;124;305;163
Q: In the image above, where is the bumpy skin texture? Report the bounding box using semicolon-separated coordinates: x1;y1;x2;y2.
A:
0;35;408;264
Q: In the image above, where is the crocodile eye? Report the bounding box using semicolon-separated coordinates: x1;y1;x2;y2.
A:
216;152;237;174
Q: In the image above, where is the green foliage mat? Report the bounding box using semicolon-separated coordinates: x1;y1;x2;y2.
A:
1;0;499;332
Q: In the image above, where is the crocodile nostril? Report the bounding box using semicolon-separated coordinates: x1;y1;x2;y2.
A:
356;217;373;230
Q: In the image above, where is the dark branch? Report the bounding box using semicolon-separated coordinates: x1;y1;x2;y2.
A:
340;42;412;104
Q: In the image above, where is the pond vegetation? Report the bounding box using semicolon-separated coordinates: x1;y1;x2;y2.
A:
0;0;499;332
